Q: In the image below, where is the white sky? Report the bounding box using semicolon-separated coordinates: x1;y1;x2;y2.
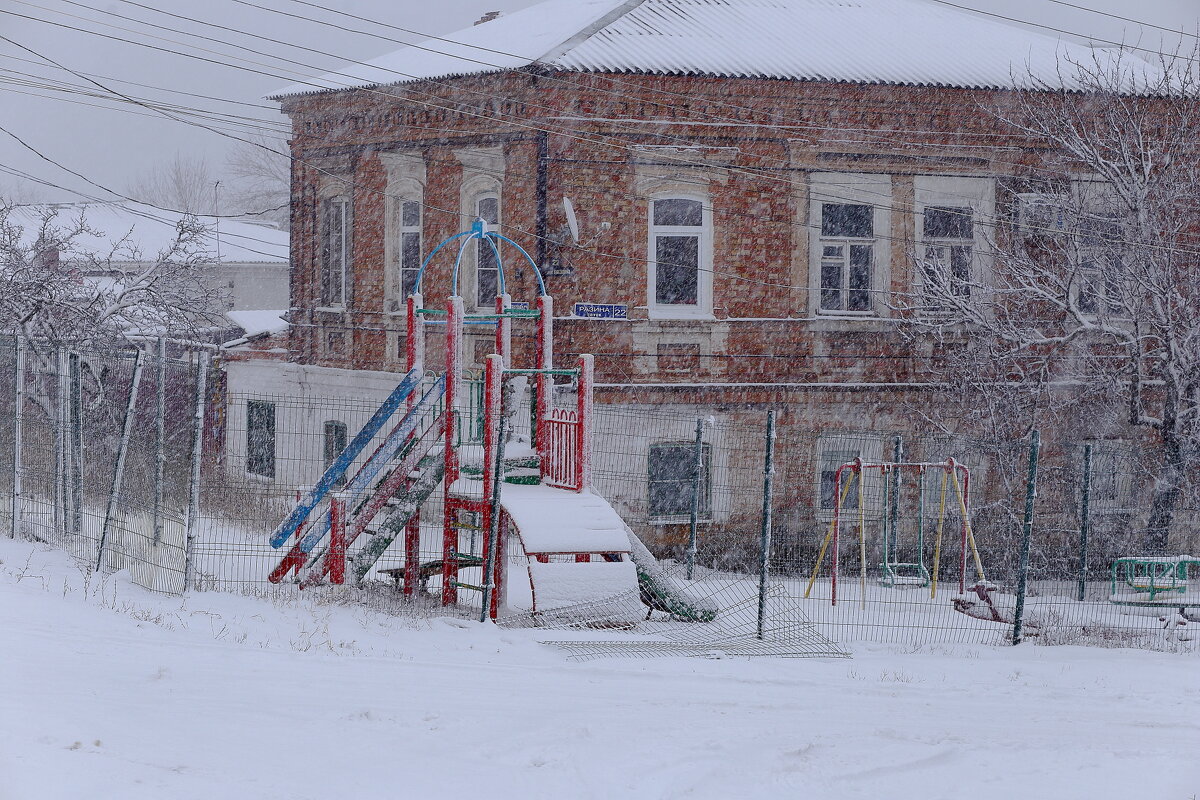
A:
1;0;1197;205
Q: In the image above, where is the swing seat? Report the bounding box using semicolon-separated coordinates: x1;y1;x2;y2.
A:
879;562;930;587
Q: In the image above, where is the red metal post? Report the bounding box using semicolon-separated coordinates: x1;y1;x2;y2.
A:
947;457;967;593
495;293;511;367
534;295;552;474
406;292;424;374
403;516;420;596
575;354;593;492
442;295;464;606
329;492;347;585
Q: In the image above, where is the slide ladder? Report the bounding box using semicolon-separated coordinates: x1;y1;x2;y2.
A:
267;372;446;585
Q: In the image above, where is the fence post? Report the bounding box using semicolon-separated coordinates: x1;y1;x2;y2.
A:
686;417;704;580
97;350;146;571
1012;429;1040;645
10;337;24;538
757;410;776;639
482;416;508;622
183;353;208;591
68;352;83;537
1077;444;1092;602
152;337;166;544
55;348;67;531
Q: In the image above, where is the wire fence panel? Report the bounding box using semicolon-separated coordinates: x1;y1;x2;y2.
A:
1;337;1196;653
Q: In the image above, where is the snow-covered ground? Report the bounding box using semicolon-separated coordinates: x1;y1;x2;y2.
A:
2;536;1196;800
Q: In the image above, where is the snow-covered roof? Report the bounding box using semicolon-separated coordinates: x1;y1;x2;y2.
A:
10;202;288;265
226;309;288;337
270;0;1134;98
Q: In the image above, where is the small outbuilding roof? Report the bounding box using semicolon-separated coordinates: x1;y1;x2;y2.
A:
270;0;1136;98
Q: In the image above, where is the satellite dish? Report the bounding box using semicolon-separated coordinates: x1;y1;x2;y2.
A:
562;196;580;244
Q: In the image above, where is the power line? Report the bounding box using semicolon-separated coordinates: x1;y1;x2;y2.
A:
5;5;1198;294
1042;0;1199;42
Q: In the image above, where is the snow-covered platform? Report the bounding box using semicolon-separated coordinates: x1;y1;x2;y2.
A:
491;483;633;555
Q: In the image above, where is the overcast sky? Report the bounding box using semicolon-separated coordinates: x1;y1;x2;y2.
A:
2;0;1197;206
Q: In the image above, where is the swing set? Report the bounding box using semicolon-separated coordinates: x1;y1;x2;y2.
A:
804;457;987;607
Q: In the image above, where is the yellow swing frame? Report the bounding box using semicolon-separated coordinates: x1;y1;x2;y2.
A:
803;458;986;607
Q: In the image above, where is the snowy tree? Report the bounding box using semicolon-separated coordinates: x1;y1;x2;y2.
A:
0;200;224;348
903;48;1200;549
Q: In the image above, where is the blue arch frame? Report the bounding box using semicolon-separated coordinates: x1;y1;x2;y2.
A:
411;218;546;300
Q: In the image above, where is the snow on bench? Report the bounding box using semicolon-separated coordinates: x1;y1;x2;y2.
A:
499;483;632;555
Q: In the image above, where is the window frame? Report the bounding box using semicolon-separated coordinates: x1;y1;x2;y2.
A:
919;205;975;312
246;399;276;480
319;196;351;310
473;192;501;311
647;195;713;319
913;176;993;318
808;173;891;320
386;198;423;312
647;440;713;524
1085;441;1133;515
815;436;884;521
818;203;876;315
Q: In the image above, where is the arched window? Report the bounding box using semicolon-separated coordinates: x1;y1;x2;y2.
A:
474;193;501;308
320;196;350;308
395;199;422;302
648;197;711;316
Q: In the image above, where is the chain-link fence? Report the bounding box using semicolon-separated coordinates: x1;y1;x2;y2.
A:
3;336;1197;652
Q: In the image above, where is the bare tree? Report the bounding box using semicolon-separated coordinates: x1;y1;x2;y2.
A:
224;134;290;228
128;153;219;215
0;200;224;348
903;48;1200;549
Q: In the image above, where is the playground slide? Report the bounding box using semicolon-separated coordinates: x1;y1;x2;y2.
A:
494;483;717;622
623;527;718;623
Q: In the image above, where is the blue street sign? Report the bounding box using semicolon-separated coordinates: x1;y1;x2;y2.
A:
573;302;628;319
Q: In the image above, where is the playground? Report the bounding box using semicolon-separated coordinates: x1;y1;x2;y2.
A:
3;220;1198;654
3;533;1198;800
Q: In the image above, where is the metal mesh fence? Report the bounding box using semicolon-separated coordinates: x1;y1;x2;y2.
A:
2;337;1197;653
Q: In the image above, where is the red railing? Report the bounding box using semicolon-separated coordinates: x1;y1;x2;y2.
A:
543;408;582;490
538;354;592;492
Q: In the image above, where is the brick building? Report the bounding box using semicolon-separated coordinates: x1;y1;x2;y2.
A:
225;0;1147;548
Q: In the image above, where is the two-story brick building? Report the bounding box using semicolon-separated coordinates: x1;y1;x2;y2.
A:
224;0;1142;548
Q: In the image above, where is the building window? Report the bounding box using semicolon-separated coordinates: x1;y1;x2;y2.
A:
475;194;500;308
1088;443;1132;514
321;197;350;308
648;441;712;522
818;449;859;510
1076;218;1125;317
819;204;873;313
921;206;974;307
649;197;711;315
323;420;348;488
1077;255;1124;316
246;400;276;479
396;199;422;302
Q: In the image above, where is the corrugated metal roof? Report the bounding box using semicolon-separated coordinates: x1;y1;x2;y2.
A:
270;0;1141;98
